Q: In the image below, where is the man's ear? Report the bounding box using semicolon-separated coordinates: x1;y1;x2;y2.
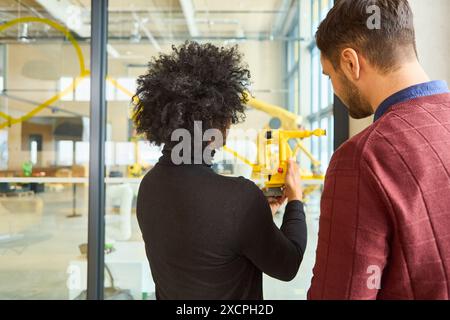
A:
340;48;361;81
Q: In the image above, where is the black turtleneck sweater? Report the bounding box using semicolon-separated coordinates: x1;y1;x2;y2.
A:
137;148;307;300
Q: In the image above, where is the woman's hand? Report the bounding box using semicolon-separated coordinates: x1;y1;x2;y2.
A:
284;160;303;202
268;194;287;216
266;160;303;216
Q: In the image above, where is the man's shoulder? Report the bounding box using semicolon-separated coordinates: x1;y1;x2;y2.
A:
330;92;450;173
328;122;378;173
368;92;450;158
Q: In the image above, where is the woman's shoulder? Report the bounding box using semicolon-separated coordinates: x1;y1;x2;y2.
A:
216;174;263;199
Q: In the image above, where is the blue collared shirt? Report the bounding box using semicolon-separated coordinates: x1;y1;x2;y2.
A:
374;80;450;122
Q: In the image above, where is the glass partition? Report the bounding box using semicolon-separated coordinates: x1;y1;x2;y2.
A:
0;0;91;299
103;0;333;300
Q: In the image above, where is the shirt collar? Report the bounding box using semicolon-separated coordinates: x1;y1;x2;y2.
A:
374;80;449;122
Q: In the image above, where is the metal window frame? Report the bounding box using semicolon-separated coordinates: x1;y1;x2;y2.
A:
330;0;349;150
285;6;300;113
307;0;348;152
87;0;108;300
333;95;349;150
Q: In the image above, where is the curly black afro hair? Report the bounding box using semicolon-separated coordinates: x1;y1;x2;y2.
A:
132;41;251;146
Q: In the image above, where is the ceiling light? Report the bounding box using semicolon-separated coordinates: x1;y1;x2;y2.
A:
19;23;30;43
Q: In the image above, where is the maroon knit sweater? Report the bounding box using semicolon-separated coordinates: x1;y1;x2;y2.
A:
308;93;450;300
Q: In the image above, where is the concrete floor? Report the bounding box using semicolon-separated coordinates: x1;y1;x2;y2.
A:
0;185;321;300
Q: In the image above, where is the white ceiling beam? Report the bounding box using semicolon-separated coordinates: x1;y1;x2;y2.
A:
132;12;162;52
35;0;90;37
179;0;200;37
37;0;123;58
272;0;294;37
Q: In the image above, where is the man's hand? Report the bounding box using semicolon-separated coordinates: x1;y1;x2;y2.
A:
284;159;303;202
268;195;287;216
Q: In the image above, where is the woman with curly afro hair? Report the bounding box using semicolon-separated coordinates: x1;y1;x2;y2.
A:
136;42;306;300
133;42;250;152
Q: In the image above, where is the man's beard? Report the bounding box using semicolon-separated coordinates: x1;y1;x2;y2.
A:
338;74;373;119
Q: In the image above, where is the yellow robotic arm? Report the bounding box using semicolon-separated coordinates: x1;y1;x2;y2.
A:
245;95;322;172
222;94;327;197
246;95;303;130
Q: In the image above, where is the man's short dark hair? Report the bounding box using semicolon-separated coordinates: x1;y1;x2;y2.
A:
133;42;251;146
316;0;417;73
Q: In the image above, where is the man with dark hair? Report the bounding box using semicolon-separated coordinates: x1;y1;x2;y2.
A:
134;42;306;299
308;0;450;299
